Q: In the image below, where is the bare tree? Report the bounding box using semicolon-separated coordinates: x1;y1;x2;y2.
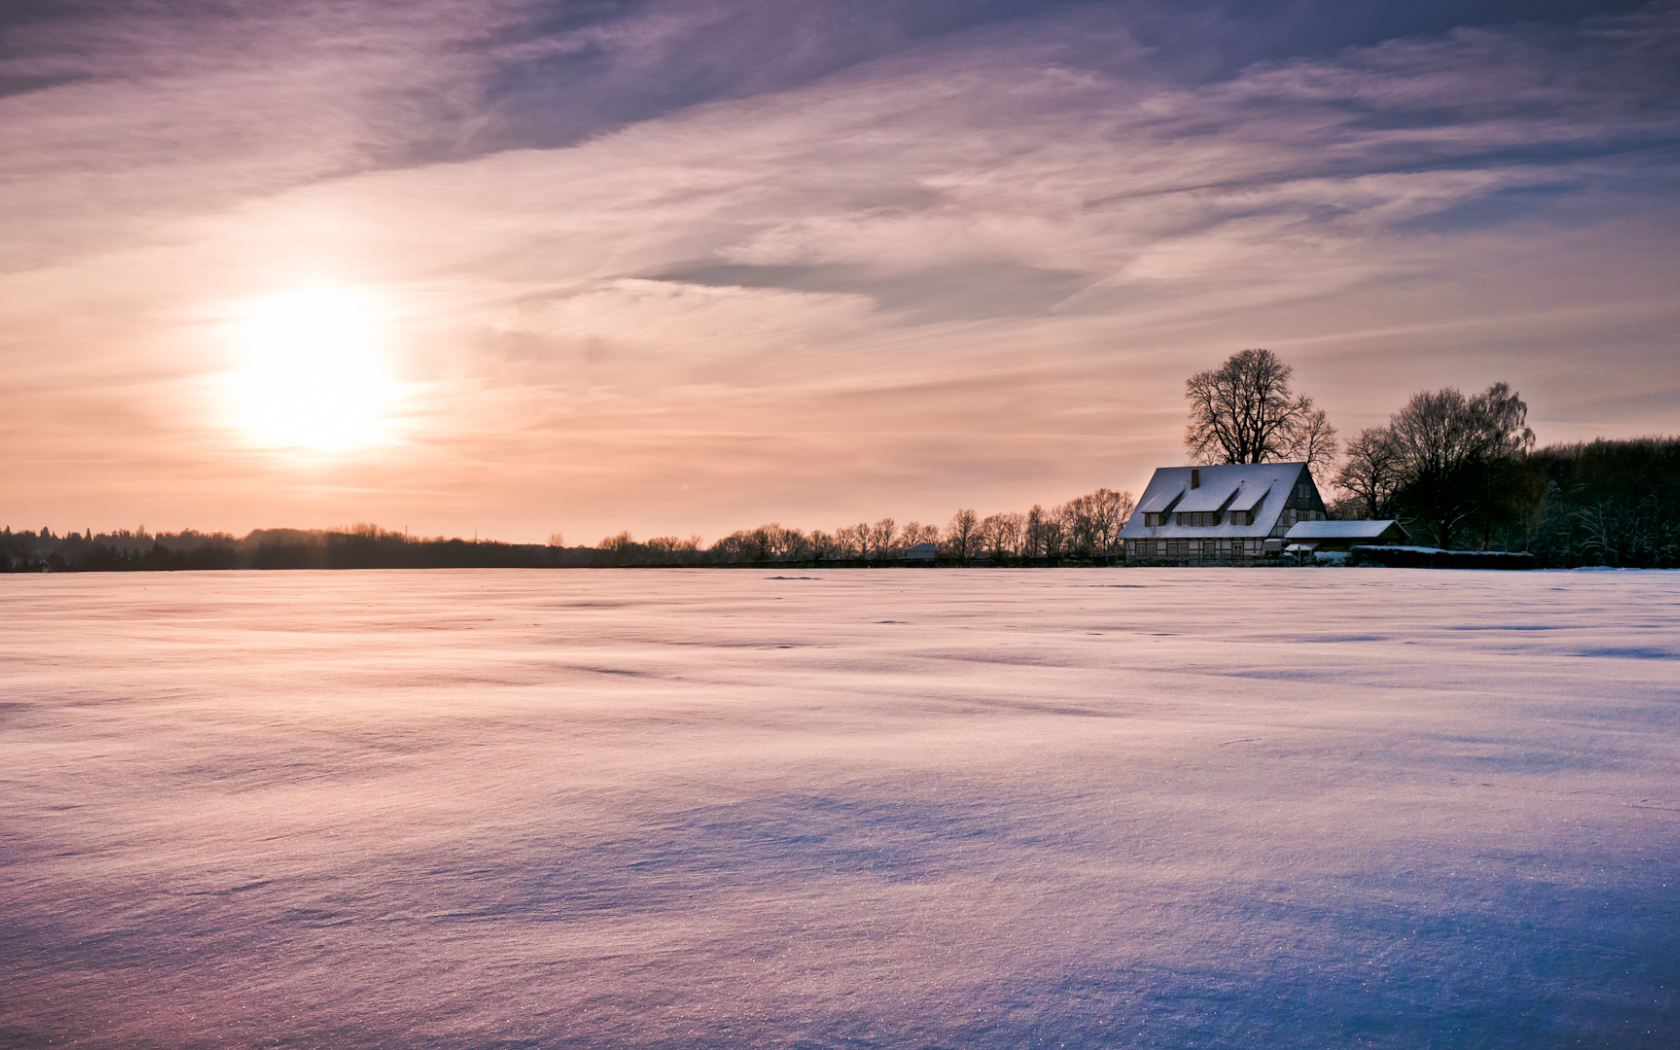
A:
838;523;869;559
1334;428;1405;518
770;525;810;561
633;535;700;565
1289;405;1339;474
807;530;840;560
1060;496;1095;557
1386;383;1535;547
979;512;1024;560
1040;507;1067;558
868;518;897;559
1022;505;1047;557
1088;488;1135;555
901;522;940;548
944;509;979;560
1185;348;1337;469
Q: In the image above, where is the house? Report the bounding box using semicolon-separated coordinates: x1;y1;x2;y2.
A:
905;542;938;561
1120;462;1327;565
1282;519;1410;556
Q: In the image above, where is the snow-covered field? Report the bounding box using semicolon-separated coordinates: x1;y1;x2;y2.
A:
2;568;1677;1049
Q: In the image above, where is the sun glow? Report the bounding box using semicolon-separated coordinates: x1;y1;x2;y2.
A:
227;288;399;452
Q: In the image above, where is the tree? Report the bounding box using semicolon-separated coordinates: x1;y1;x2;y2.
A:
1090;488;1135;555
837;523;869;559
1023;505;1047;557
807;530;841;560
1184;348;1337;470
1334;428;1405;519
867;518;897;559
979;512;1024;560
901;522;940;548
1293;406;1340;474
1040;507;1067;558
944;509;979;560
1386;382;1535;548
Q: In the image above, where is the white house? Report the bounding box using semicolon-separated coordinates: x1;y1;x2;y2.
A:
1121;462;1327;564
905;542;938;561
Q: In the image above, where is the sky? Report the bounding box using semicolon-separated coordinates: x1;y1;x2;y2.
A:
3;0;1678;544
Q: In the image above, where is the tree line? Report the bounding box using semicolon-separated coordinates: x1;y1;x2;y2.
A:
599;487;1136;566
9;348;1673;572
3;489;1139;574
1186;348;1678;566
0;524;595;573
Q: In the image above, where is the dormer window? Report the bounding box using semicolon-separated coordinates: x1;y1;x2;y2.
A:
1144;512;1164;527
1175;512;1219;526
1228;510;1252;526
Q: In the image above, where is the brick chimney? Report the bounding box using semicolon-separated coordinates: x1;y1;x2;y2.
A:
1190;468;1200;489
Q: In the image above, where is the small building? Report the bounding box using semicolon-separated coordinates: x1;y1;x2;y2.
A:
1121;462;1327;565
1283;519;1410;556
905;542;938;561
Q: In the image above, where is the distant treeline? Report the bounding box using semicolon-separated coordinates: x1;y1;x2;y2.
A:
5;440;1674;573
601;488;1137;567
3;488;1137;574
0;525;611;573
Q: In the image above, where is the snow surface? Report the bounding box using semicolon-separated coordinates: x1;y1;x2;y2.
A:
2;568;1677;1049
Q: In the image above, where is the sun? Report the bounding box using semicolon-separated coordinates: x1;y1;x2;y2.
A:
227;288;398;452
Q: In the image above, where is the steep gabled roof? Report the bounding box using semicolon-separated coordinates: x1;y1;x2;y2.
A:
1121;462;1309;540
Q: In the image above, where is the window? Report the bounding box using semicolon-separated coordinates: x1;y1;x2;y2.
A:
1144;512;1162;527
1229;510;1251;526
1176;512;1219;526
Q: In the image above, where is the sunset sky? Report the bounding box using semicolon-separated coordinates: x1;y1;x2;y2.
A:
4;0;1677;544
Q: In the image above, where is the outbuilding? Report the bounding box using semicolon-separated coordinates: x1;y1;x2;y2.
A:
1282;519;1411;554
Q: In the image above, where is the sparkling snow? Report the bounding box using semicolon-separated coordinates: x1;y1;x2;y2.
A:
2;568;1677;1048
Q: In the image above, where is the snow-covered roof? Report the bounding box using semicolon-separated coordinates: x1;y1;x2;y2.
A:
1284;520;1407;541
1121;462;1311;540
906;542;938;552
1137;487;1184;515
1176;479;1243;513
1229;485;1269;513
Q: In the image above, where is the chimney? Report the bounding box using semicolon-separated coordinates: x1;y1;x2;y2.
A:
1191;468;1200;489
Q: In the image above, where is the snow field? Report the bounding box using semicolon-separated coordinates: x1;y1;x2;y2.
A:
1;568;1676;1048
